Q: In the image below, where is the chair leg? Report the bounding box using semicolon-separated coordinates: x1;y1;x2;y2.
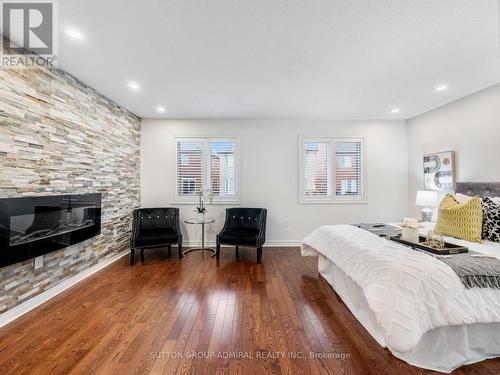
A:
168;245;172;258
235;245;239;260
257;247;262;264
130;248;135;265
178;242;182;259
140;248;145;263
216;242;220;259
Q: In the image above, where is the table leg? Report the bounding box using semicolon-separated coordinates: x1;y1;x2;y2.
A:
182;222;216;257
202;223;205;248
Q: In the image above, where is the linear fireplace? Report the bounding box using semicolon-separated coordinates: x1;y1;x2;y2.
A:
0;193;101;267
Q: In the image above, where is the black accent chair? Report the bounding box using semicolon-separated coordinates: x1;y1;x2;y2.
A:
216;208;267;263
130;208;182;265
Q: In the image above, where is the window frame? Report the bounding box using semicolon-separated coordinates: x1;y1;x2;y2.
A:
173;136;241;204
299;136;367;204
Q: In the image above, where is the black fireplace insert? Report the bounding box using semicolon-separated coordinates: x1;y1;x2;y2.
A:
0;193;101;267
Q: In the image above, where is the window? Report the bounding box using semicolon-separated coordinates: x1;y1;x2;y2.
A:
210;141;236;197
300;137;365;203
303;141;332;198
181;177;196;195
175;137;239;203
334;141;363;198
338;155;352;168
340;179;357;195
180;154;190;166
176;140;203;198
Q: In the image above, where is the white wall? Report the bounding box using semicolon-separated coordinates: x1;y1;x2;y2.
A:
141;119;408;246
408;83;500;216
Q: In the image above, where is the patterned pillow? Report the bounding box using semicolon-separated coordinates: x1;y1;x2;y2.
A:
435;194;483;243
481;197;500;242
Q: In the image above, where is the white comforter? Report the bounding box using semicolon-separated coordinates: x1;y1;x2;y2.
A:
301;225;500;353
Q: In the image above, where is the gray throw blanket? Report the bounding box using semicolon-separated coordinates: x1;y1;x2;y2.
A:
438;254;500;289
354;223;500;290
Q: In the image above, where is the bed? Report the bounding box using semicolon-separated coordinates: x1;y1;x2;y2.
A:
301;182;500;373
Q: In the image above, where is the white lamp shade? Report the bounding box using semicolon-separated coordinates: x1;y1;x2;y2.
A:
415;190;438;207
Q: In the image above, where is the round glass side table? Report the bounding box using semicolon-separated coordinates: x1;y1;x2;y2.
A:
183;217;216;257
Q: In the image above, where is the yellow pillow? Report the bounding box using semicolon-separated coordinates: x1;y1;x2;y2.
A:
435;194;483;243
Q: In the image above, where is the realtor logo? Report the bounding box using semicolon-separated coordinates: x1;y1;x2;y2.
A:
1;0;57;68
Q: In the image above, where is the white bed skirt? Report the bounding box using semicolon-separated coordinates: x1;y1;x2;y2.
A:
318;254;500;373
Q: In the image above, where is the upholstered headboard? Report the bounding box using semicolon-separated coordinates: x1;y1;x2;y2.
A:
455;182;500;197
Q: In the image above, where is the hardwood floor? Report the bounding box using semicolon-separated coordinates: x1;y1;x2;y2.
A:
0;247;499;375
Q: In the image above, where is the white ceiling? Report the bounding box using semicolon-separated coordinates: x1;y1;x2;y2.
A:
57;0;500;119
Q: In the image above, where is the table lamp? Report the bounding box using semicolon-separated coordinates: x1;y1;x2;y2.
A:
415;190;438;222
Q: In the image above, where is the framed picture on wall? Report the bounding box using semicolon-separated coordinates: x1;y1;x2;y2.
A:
423;151;455;192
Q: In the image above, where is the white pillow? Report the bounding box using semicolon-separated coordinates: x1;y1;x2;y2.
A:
492;197;500;205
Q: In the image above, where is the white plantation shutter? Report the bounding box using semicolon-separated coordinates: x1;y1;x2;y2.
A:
303;141;332;198
174;137;239;202
334;140;363;199
300;137;365;202
209;141;236;199
176;140;203;196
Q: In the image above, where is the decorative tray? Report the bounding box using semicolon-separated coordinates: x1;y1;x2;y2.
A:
353;223;401;238
390;235;469;255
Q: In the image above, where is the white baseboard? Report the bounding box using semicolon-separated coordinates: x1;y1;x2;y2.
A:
182;240;301;247
0;251;127;328
264;240;301;247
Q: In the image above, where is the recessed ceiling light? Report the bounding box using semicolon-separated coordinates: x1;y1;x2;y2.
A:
391;108;400;114
127;81;140;91
435;84;448;92
156;105;166;113
64;27;84;41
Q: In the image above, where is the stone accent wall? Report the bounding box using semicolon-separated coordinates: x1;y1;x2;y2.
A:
0;64;141;314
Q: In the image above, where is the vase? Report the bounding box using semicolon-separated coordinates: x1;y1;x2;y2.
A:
197;212;206;221
401;227;419;243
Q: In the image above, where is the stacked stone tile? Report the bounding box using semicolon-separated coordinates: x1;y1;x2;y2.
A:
0;60;141;313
